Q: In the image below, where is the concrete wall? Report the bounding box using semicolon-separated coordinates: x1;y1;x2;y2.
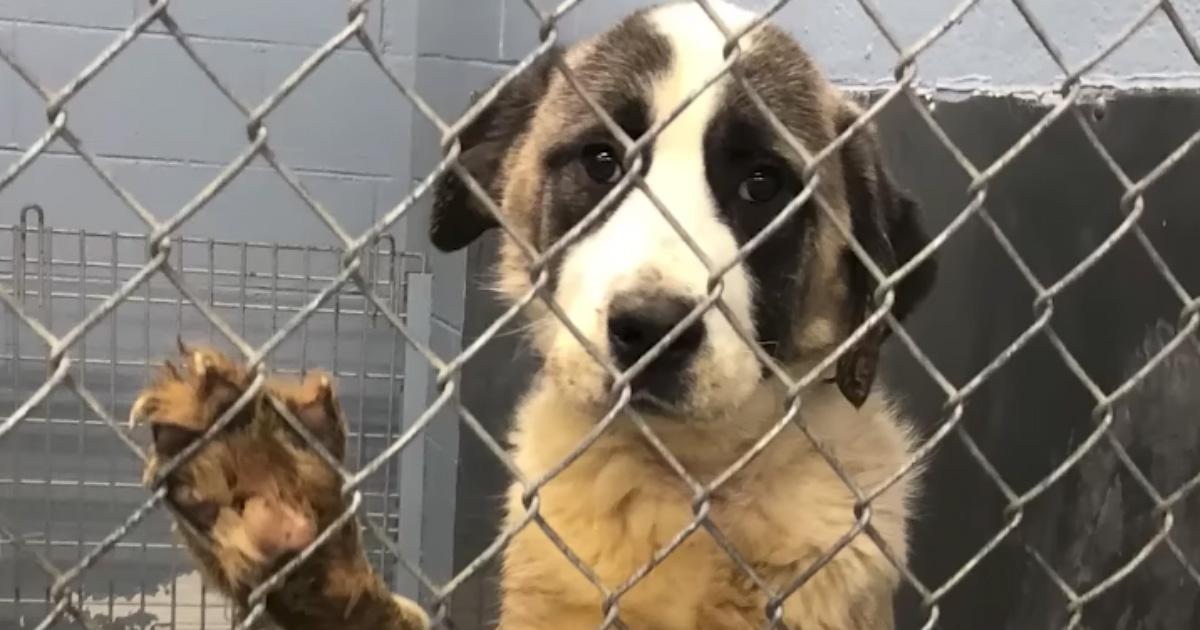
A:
1;0;417;245
498;0;1200;90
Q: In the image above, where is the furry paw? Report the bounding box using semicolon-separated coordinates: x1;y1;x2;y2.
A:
134;343;428;629
132;342;347;595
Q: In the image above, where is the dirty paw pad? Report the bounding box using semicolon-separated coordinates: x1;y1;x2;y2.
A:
131;342;347;593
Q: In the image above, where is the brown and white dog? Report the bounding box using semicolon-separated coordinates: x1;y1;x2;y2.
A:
433;1;936;626
136;2;937;629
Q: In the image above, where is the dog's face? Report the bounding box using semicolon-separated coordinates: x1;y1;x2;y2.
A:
431;1;936;419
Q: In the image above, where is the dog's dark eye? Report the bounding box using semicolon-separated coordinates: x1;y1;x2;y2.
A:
581;143;623;184
738;166;783;203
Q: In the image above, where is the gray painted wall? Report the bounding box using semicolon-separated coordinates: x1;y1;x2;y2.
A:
501;0;1200;90
2;0;417;245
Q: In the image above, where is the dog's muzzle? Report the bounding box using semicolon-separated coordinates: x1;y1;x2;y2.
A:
606;292;704;409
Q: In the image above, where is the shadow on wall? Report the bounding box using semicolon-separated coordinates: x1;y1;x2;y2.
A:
451;92;1200;629
879;92;1200;630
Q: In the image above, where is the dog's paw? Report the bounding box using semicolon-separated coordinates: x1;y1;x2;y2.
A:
132;342;347;595
131;342;249;464
395;595;432;629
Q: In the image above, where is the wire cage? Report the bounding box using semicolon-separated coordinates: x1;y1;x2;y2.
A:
0;206;432;629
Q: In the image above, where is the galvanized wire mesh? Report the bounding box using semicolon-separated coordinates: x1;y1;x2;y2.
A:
0;212;425;628
2;0;1199;629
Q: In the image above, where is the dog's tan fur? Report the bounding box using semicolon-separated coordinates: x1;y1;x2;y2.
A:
500;377;916;629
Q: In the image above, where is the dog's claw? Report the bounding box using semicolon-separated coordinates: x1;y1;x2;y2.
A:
191;351;208;379
129;393;153;429
163;359;181;381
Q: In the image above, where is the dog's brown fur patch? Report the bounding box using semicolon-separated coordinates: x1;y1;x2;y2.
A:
135;344;428;630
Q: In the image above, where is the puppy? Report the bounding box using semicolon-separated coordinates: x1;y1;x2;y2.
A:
432;1;936;628
139;1;936;628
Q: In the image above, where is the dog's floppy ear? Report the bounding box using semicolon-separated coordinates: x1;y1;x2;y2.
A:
834;102;937;407
430;53;559;252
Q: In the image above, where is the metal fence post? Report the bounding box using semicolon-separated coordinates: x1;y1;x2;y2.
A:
396;271;433;599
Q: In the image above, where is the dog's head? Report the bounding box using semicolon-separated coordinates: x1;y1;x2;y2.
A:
431;1;936;419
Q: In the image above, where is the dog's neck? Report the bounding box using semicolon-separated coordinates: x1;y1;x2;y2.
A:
514;364;861;481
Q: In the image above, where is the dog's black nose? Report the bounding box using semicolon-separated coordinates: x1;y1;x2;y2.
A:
607;295;704;372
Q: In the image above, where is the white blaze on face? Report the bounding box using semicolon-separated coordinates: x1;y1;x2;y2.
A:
546;1;764;415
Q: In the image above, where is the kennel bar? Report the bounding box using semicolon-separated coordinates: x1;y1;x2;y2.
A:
0;210;444;629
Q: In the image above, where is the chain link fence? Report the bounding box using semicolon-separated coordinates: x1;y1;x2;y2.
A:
0;204;432;628
2;0;1199;628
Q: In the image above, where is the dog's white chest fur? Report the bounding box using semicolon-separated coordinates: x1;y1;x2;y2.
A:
501;380;917;629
